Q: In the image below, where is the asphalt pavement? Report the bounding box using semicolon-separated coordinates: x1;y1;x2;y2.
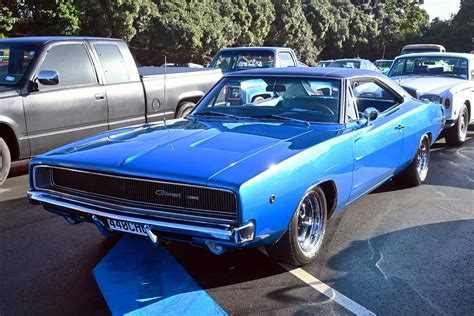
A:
1;130;473;315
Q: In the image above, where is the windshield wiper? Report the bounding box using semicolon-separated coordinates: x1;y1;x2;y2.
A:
249;114;310;126
191;111;241;120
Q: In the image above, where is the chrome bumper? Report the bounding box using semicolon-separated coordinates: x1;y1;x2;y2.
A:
28;191;254;245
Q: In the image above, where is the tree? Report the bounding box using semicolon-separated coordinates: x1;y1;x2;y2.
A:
265;0;318;64
0;6;17;38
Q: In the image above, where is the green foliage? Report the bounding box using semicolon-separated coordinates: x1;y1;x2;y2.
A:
265;0;318;64
0;0;469;63
0;6;17;38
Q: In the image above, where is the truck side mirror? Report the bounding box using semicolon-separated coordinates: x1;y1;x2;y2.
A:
37;70;59;85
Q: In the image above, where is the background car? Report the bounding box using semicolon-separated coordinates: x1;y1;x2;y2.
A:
328;58;378;70
28;68;444;266
315;60;333;67
374;59;394;74
389;52;474;145
401;44;446;55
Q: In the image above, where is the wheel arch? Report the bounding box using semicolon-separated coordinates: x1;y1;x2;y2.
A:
318;180;338;218
175;96;202;117
464;100;471;121
0;123;20;161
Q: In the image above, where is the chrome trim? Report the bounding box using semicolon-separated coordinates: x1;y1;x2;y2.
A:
28;191;237;242
30;188;235;226
32;165;239;222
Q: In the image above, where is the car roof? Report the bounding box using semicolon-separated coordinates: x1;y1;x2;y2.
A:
0;36;123;45
224;67;384;79
402;44;445;49
218;47;291;53
395;52;473;59
330;58;371;63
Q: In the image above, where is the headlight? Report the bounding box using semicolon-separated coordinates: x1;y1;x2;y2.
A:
420;94;442;104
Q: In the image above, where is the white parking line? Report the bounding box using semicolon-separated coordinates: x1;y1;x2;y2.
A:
280;264;376;316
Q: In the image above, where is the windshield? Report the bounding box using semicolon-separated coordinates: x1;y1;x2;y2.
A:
328;60;361;69
389;56;468;79
209;51;274;72
191;76;341;124
0;44;38;86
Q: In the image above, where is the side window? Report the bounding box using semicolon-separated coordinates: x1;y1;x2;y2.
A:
94;44;130;84
38;44;97;90
350;79;402;113
279;52;296;67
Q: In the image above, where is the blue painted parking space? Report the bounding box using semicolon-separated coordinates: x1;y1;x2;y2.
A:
93;235;227;315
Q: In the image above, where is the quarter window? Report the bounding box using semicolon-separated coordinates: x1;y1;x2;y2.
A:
95;44;130;84
279;52;296;67
38;44;97;90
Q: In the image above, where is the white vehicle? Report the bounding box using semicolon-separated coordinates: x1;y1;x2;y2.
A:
389;52;474;145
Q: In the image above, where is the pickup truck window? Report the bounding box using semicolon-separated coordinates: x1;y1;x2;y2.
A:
38;44;97;90
279;52;296;67
94;44;130;84
0;44;37;86
210;51;274;72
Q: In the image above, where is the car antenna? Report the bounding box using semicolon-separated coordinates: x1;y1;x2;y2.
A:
163;56;174;151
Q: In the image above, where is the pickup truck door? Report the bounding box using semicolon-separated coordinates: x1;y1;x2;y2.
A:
89;41;146;130
23;43;108;155
348;79;405;202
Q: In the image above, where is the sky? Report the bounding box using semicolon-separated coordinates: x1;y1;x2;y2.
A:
421;0;461;20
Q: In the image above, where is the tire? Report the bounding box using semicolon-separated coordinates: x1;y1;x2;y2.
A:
176;101;196;118
266;187;327;266
394;134;430;187
0;137;11;186
445;103;469;146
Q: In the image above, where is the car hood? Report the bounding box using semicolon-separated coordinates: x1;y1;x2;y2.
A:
392;76;464;95
36;119;339;189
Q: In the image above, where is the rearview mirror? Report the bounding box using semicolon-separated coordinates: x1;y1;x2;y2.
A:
363;107;379;123
266;85;286;92
37;70;59;85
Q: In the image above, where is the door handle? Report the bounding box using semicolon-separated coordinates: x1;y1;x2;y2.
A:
394;124;405;130
95;93;105;100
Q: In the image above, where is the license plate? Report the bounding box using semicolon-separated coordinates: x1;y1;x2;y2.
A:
107;218;147;236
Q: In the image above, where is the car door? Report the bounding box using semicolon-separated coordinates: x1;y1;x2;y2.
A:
89;41;146;130
23;42;108;156
348;78;406;201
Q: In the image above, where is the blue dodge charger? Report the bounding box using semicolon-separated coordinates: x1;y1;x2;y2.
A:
28;68;444;266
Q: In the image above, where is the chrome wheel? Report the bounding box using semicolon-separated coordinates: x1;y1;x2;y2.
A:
297;191;324;253
459;108;468;141
417;136;429;181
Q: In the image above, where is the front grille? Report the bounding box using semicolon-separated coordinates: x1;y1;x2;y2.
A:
44;167;238;223
402;86;417;98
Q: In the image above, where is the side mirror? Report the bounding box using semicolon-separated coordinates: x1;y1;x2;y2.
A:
363;107;379;124
37;70;59;85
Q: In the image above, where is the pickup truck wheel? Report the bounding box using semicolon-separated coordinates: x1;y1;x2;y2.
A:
176;101;196;118
394;134;430;187
266;187;327;266
445;104;469;146
0;138;11;186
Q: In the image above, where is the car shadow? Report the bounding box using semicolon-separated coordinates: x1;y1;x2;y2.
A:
305;219;474;315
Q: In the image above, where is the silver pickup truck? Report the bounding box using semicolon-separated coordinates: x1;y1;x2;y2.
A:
0;36;222;185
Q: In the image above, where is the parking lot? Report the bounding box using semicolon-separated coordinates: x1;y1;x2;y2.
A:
1;130;473;315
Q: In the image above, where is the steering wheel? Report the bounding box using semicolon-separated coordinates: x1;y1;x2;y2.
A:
313;103;335;116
